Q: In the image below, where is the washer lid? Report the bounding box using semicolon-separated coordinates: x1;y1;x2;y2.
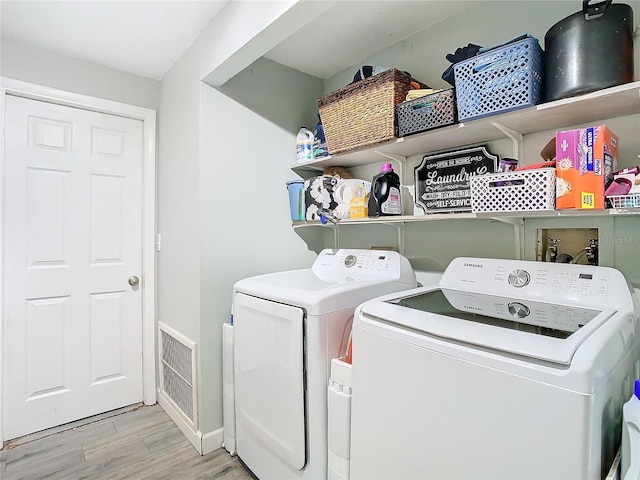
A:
358;287;618;365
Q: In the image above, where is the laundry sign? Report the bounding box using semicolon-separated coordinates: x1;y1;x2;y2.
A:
415;145;498;213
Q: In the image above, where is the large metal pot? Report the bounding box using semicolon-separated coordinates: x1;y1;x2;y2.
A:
544;0;634;102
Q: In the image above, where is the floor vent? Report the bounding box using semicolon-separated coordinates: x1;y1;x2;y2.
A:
159;322;197;427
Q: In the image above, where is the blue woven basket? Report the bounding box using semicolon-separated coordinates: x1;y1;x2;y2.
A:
453;37;544;122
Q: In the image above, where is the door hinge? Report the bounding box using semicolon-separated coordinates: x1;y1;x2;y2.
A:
155;234;162;252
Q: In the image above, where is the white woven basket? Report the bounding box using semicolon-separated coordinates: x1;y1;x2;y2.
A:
608;194;640;208
470;168;555;213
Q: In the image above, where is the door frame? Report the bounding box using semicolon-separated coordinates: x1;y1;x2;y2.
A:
0;77;157;446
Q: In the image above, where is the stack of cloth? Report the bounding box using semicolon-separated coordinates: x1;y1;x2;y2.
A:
406;88;443;101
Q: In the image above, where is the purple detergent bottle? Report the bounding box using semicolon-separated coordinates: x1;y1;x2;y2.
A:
368;163;401;217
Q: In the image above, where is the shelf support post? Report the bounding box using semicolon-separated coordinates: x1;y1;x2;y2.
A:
490;122;524;160
491;217;525;260
395;222;406;256
373;151;407;187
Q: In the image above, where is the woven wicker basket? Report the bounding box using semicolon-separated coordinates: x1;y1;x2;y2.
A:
317;69;425;155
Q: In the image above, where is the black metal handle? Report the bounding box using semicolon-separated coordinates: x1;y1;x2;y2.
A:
583;0;613;20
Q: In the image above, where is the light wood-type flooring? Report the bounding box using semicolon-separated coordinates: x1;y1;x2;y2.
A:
0;403;255;480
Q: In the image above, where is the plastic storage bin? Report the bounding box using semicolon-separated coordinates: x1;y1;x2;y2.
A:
608;194;640;209
454;36;544;122
470;168;555;213
287;180;305;221
397;88;457;137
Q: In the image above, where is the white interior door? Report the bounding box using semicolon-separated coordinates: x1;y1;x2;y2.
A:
3;94;144;440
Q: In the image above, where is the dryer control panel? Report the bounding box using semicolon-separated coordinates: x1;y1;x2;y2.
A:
312;249;416;283
440;257;632;308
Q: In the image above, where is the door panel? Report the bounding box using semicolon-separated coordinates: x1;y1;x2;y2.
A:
233;293;306;470
3;95;144;440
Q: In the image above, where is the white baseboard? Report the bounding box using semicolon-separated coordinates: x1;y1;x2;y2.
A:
201;427;224;455
158;391;224;455
158;391;202;453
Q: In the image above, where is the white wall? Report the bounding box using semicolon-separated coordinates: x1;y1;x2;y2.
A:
199;59;320;430
1;38;160;109
158;0;318;437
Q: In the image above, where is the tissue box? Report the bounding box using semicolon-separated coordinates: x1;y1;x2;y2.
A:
555;125;618;209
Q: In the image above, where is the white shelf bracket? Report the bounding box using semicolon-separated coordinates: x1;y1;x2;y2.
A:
395;222;406;256
373;151;405;163
490;122;524;160
491;217;525;260
332;223;340;249
374;221;407;255
373;151;407;186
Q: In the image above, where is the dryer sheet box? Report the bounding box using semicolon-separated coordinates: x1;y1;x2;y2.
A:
555;124;618;209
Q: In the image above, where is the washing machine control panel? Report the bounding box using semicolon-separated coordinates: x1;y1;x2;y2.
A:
313;249;414;281
440;257;630;307
441;288;600;333
507;269;531;288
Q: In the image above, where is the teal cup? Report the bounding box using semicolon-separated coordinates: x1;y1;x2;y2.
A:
286;180;305;221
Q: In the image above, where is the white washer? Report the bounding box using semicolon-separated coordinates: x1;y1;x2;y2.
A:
350;257;640;480
232;248;417;480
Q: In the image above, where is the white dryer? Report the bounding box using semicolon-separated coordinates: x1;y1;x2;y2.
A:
350;257;640;480
232;248;417;480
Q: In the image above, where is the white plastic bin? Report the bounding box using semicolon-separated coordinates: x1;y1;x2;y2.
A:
328;356;353;480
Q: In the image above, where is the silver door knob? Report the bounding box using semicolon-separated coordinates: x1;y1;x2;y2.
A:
128;276;140;287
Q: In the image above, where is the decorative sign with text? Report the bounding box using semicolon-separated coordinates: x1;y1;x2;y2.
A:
414;145;498;213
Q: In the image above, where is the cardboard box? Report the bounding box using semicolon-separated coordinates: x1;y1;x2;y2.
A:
540;136;556;162
555;125;618;209
349;197;368;218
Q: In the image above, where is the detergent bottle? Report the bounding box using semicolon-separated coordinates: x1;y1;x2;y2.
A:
313;113;329;159
296;126;314;163
368;163;401;217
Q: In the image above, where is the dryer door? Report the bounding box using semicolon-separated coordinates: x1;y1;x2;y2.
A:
233;293;306;470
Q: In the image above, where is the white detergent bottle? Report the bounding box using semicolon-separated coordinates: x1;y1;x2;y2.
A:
296;125;314;163
622;379;640;480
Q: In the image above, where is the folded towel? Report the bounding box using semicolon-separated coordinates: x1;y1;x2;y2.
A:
406;88;443;101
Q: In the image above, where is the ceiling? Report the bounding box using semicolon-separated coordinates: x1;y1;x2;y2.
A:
0;0;230;81
1;0;482;82
264;1;482;80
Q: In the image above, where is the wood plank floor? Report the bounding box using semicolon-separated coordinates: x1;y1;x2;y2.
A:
0;404;255;480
